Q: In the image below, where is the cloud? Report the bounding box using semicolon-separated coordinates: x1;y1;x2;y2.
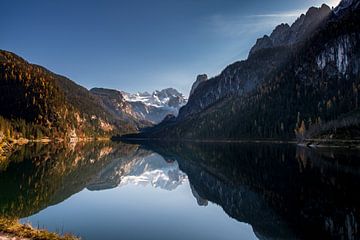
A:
207;9;304;39
247;9;306;19
327;0;341;8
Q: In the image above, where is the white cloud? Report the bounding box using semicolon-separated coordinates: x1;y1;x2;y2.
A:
247;9;306;19
207;10;302;39
327;0;341;8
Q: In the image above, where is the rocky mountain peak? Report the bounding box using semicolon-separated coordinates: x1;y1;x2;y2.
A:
270;23;291;46
249;4;331;56
190;74;208;96
249;36;273;56
120;88;187;123
154;88;184;101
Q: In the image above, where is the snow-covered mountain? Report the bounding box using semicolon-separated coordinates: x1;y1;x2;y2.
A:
90;87;187;125
123;88;186;108
122;88;187;123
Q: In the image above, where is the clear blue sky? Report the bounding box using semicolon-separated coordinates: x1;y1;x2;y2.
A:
0;0;340;96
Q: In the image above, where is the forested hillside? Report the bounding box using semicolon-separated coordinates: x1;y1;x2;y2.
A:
0;50;137;141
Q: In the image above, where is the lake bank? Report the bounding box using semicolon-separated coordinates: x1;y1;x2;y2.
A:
0;136;112;170
0;218;78;240
301;138;360;148
118;136;360;149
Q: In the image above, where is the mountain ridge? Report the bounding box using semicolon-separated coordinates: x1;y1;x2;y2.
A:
0;50;139;141
121;88;187;123
127;0;360;141
249;4;331;56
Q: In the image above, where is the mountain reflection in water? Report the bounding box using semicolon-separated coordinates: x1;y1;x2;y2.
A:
0;141;359;240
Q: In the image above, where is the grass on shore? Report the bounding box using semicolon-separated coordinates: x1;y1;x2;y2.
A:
0;217;79;240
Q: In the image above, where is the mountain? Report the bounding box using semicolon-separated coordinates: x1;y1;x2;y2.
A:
0;50;139;140
249;4;331;56
121;88;187;123
179;4;332;121
189;74;208;96
129;1;360;141
89;88;151;128
334;0;359;15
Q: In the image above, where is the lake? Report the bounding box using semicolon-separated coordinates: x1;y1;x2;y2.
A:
0;141;360;240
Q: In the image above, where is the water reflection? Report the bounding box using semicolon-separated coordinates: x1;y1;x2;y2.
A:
144;142;360;240
0;141;359;240
0;141;141;218
87;152;187;191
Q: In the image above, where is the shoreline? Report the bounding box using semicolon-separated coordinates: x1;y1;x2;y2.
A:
0;217;78;240
10;136;111;144
0;136;112;164
117;137;297;144
118;137;360;148
301;138;360;149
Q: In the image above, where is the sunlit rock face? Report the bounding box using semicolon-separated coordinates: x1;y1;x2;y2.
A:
249;4;331;56
90;87;187;125
122;88;187;123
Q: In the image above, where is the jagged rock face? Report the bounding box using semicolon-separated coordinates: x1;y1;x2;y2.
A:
91;87;187;125
137;0;360;140
90;88;133;117
334;0;360;15
249;4;331;56
178;5;332;121
316;34;360;75
123;88;186;108
178;46;290;120
270;23;291;46
249;36;273;57
127;101;176;124
122;88;187;123
154;88;186;108
190;74;208;96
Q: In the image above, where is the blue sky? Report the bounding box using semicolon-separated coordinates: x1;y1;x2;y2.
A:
0;0;340;96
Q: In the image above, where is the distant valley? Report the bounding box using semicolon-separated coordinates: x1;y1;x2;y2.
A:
0;50;186;146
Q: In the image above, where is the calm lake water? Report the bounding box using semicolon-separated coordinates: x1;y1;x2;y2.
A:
1;141;360;240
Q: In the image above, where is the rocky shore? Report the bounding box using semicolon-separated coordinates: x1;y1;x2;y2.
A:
0;218;78;240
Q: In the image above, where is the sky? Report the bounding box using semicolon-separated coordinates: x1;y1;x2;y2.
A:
0;0;341;96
